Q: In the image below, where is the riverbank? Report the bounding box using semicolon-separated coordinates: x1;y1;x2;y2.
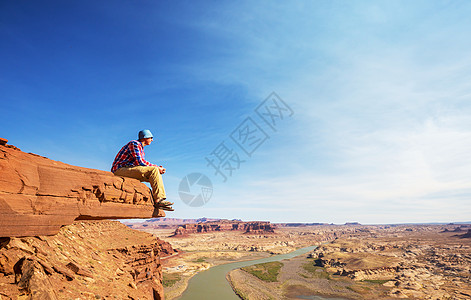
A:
226;252;358;299
163;250;271;299
178;246;318;300
138;226;339;299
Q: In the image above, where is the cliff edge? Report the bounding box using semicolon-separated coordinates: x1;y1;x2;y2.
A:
0;138;165;237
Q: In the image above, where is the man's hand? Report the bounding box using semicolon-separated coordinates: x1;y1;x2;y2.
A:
159;165;166;174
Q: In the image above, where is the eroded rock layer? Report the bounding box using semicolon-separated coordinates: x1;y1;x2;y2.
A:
0;139;164;237
173;220;276;236
0;221;171;299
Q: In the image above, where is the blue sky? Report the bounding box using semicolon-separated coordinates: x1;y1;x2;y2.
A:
2;1;471;224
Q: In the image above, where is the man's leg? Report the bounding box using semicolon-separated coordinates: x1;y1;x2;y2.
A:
114;166;166;203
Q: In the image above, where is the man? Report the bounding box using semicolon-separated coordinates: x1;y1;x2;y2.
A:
111;129;173;211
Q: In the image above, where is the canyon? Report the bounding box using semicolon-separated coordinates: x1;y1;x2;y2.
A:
226;224;471;300
2;138;470;299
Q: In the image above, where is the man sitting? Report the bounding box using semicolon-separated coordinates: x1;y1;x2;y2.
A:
111;129;173;211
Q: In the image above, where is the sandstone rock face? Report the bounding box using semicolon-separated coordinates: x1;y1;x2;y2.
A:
0;221;169;299
0;140;165;237
172;220;276;236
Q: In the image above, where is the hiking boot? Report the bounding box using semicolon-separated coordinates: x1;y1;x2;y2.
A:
159;205;174;211
158;200;174;206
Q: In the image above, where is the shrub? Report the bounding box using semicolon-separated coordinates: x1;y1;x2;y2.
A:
241;261;283;282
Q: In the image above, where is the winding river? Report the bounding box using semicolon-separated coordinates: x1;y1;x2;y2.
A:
177;245;335;300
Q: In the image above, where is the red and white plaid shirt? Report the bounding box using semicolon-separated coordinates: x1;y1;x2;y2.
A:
111;140;157;173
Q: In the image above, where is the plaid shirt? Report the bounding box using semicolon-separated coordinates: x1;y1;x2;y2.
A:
111;140;157;172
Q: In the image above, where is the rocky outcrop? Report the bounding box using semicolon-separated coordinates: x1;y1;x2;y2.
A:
244;222;275;234
455;229;471;238
172;220;276;236
0;139;165;237
0;221;169;299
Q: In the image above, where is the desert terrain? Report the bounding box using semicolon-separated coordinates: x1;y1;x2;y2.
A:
135;222;362;299
227;224;471;299
135;222;471;300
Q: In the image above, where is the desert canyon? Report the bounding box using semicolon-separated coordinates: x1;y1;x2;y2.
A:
1;138;470;299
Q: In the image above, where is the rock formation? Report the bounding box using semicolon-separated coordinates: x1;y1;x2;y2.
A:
244;221;276;234
456;229;471;239
0;138;165;237
172;220;276;236
0;220;171;299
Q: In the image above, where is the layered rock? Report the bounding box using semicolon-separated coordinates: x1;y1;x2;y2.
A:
0;220;170;299
172;220;276;236
0;139;165;237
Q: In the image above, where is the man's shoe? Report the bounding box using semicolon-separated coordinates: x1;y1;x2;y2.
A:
159;200;174;206
160;205;174;211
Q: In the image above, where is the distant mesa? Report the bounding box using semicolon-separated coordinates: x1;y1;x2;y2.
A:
344;222;361;226
171;220;276;236
0;138;165;237
277;222;329;227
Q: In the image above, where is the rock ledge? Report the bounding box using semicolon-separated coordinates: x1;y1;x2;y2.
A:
0;139;165;237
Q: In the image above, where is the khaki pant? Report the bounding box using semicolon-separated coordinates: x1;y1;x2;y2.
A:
114;166;166;202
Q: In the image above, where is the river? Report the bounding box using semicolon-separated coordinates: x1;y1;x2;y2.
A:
177;245;347;300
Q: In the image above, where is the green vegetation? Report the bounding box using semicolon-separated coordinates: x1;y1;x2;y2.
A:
241;261;283;282
162;272;181;287
362;279;390;284
302;261;330;279
192;257;207;263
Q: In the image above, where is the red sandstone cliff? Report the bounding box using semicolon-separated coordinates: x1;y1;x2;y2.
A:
0;138;165;237
0;221;169;299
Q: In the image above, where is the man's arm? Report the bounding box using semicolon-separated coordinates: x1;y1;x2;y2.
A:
129;141;157;167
